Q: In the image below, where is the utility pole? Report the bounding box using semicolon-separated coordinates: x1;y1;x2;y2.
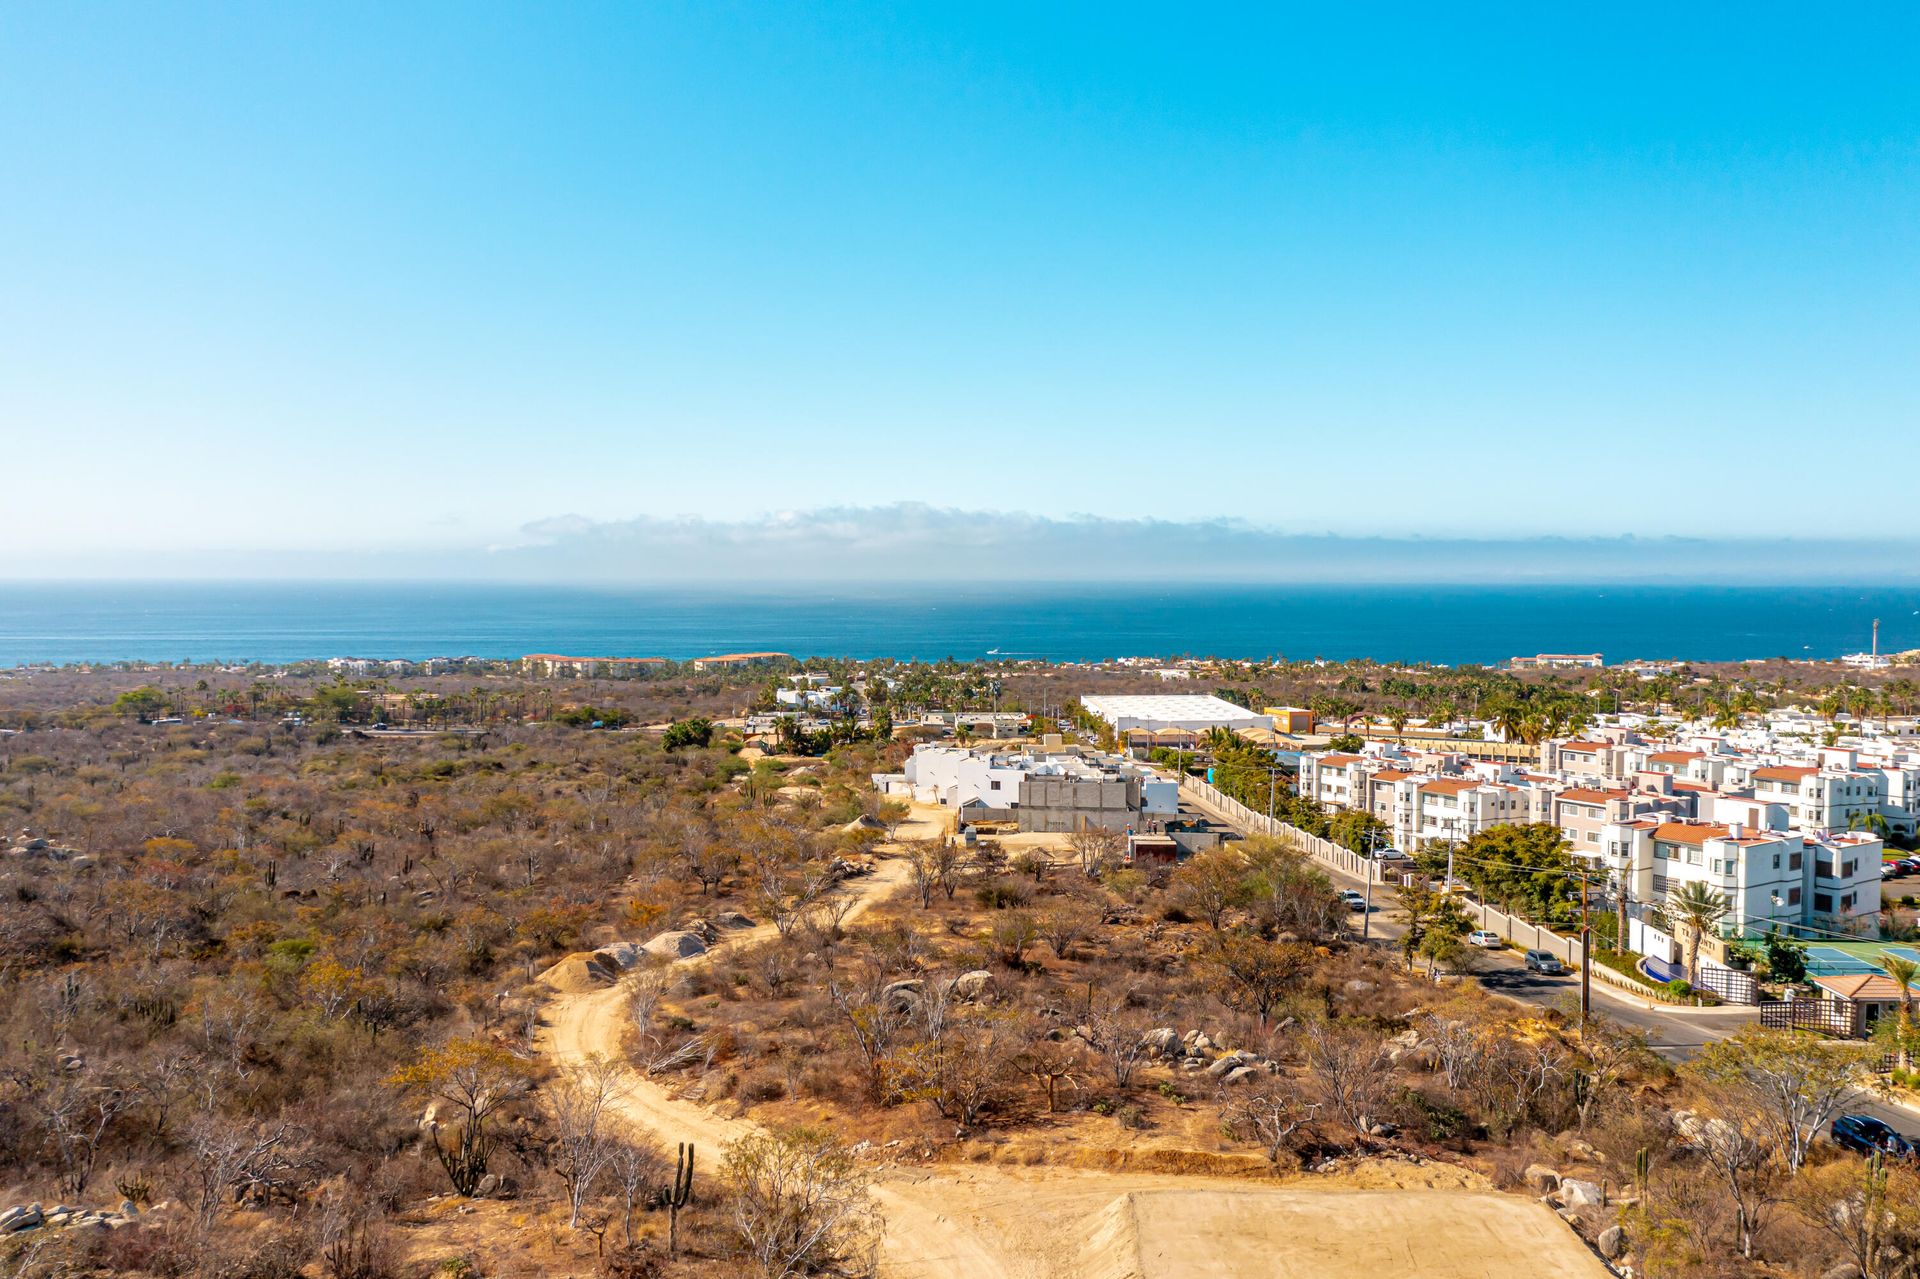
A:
1362;830;1377;941
1567;863;1595;1025
1580;924;1592;1024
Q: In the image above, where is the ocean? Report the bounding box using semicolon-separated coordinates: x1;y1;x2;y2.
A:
1;582;1916;668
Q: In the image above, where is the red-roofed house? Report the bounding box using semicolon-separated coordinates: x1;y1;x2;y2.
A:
1810;972;1912;1036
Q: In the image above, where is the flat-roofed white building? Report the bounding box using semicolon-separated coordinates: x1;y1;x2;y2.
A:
1080;694;1272;735
1592;818;1882;936
873;743;1178;831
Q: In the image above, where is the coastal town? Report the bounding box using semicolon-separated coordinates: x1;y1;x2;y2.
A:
5;644;1920;1279
11;4;1915;1276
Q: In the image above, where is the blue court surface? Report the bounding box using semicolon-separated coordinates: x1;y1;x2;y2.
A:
1803;943;1920;976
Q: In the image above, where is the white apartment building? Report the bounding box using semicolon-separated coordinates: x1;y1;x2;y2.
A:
1295;722;1910;931
879;743;1178;817
1728;752;1920;841
1296;747;1551;851
1404;777;1542;849
888;744;1033;809
1588;818;1882;936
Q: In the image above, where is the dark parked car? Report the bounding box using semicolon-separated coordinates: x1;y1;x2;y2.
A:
1832;1114;1918;1162
1524;949;1566;975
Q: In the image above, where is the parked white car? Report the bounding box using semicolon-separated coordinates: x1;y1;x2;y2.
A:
1467;930;1504;949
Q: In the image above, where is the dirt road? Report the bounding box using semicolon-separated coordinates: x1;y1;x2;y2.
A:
536;803;1611;1279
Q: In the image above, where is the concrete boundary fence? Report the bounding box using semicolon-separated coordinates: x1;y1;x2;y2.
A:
1181;777;1590;968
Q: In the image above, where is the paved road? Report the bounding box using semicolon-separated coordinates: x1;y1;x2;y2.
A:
1179;789;1920;1138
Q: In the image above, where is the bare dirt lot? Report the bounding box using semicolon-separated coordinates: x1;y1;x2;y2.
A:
874;1167;1611;1279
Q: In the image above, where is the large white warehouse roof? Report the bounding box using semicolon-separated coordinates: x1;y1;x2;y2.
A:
1081;694;1272;732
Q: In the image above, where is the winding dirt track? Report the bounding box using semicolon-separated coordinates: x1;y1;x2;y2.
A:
536;806;1610;1279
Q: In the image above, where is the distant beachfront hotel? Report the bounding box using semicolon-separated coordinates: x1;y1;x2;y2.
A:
1508;652;1604;670
520;653;667;678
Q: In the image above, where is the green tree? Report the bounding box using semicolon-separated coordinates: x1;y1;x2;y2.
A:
1394;882;1470;970
111;685;168;718
1669;881;1730;985
1876;954;1918;1070
1437;823;1574;922
1326;809;1389;855
663;717;714;751
1763;930;1808;984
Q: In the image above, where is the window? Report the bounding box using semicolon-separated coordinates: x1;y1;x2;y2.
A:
989;780;1000;791
1788;887;1802;906
1587;831;1599;842
1772;854;1780;870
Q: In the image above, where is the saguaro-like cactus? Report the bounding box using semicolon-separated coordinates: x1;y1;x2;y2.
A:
668;1141;694;1256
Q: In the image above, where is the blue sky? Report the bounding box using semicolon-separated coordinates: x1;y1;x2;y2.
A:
3;3;1916;574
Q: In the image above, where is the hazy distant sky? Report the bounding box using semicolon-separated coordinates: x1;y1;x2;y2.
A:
3;4;1917;575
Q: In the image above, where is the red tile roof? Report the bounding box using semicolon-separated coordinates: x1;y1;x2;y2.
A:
1559;787;1626;804
1653;822;1729;846
1420;778;1482;796
1648;751;1703;764
1753;765;1818;782
1814;973;1908;1002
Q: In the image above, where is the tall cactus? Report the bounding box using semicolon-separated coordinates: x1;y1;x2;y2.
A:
668;1141;694;1256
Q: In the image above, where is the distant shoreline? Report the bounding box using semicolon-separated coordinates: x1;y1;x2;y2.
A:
3;580;1918;670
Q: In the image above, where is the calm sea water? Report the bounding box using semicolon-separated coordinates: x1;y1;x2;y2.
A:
0;582;1916;667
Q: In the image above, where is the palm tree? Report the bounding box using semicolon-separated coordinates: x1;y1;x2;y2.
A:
1878;955;1918;1070
1669;881;1730;986
1886;678;1918;716
1847;809;1893;840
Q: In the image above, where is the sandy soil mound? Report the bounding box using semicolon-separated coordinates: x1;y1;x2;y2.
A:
537;951;622;993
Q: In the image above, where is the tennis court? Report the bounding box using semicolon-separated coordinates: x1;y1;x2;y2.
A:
1803;942;1920;976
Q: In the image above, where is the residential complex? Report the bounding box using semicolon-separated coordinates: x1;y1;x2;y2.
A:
874;742;1179;834
519;653;668;678
1293;722;1916;939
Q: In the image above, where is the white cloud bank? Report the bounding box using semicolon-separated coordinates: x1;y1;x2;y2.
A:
10;503;1920;582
